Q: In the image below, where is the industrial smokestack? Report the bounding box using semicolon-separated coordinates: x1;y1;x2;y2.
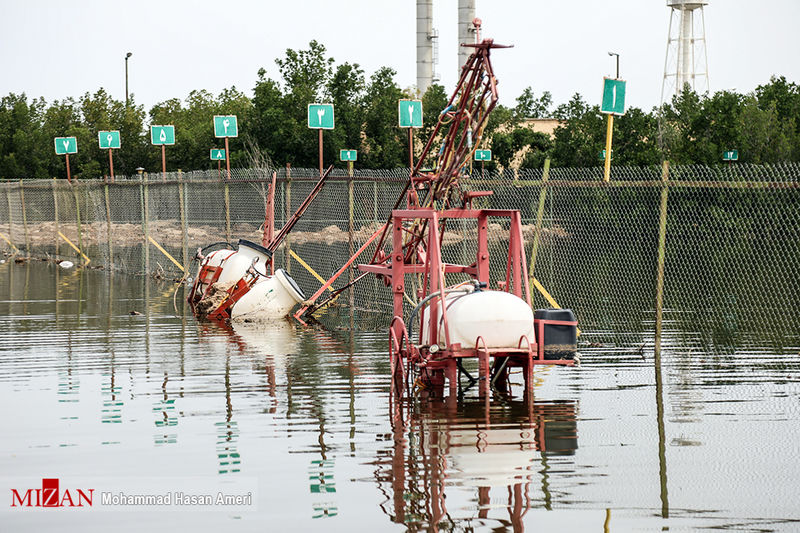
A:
416;0;434;95
457;0;476;72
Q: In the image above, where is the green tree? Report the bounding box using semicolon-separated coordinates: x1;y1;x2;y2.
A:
738;97;796;163
0;93;48;179
361;67;404;169
514;87;553;119
551;93;605;167
326;62;365;167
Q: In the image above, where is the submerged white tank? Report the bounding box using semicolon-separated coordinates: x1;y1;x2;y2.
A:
216;240;272;285
230;269;306;320
423;290;535;349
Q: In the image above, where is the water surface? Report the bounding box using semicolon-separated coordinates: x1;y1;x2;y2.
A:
1;260;799;532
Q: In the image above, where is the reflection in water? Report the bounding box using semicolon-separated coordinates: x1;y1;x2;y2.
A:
379;397;577;531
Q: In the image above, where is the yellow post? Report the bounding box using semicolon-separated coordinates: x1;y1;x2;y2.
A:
603;114;614;182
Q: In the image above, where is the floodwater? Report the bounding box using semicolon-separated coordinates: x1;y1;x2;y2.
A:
1;260;799;532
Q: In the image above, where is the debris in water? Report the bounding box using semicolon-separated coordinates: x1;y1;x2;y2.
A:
129;310;142;316
58;260;74;269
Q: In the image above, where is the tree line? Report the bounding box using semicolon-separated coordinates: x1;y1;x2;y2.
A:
1;40;798;180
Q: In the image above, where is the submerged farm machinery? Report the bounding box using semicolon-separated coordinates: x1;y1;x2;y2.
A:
296;26;578;398
188;168;332;321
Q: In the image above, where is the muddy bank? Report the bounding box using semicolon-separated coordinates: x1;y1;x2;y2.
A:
0;219;569;249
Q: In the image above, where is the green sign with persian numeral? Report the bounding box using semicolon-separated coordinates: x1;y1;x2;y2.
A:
339;149;357;162
210;149;226;161
54;137;78;155
398;99;423;128
98;131;121;149
213;115;238;138
150;125;175;145
723;150;738;161
601;78;627;115
307;104;334;129
474;149;492;161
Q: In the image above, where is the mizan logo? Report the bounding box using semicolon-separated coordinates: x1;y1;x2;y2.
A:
11;478;93;508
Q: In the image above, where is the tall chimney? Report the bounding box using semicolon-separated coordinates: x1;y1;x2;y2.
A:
416;0;434;95
457;0;476;71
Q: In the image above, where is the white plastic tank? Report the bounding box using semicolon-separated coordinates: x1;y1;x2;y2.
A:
231;269;306;320
422;290;535;349
216;240;272;286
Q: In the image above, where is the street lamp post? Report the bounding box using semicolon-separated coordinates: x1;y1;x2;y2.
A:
608;51;620;79
125;52;132;106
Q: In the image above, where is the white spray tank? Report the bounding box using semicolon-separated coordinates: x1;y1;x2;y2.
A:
421;286;535;349
231;269;306;320
216;240;272;286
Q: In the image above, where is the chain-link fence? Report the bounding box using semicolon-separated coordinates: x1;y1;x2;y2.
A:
2;162;799;352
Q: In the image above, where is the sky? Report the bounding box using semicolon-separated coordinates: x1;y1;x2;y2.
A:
1;0;798;114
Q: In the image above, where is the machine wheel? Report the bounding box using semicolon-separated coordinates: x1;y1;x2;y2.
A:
389;317;410;397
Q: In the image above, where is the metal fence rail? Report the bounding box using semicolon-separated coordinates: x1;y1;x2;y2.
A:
2;162;799;353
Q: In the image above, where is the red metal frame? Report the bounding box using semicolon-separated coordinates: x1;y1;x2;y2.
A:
296;35;575;399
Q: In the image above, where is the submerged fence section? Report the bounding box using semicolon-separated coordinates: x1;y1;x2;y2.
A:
2;163;799;353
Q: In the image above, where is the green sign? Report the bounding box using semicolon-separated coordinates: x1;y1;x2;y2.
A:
150;125;175;145
98;130;121;149
210;149;226;161
599;149;613;161
474;149;492;161
339;149;357;162
398;99;423;128
601;78;627;115
307;103;334;129
723;150;739;161
213;115;238;138
54;137;78;155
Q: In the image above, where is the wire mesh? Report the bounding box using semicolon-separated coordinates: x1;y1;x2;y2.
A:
1;163;798;350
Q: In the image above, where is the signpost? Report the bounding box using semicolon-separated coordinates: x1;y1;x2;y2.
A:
308;104;334;176
54;137;78;183
600;77;627;182
150;125;175;179
213;115;238;181
211;149;226;180
723;150;738;162
339;149;357;162
340;149;357;178
398;99;423;169
98;130;121;181
473;149;491;177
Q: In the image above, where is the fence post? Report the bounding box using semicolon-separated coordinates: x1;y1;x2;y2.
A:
654;160;670;360
372;180;377;223
19;180;30;256
104;178;113;269
348;164;355;312
140;172;150;274
73;183;84;265
52;178;60;258
285;163;291;274
6;185;13;251
528;158;550;280
178;171;188;274
224;181;232;243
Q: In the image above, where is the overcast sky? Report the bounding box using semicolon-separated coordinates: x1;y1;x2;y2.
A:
1;0;798;115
